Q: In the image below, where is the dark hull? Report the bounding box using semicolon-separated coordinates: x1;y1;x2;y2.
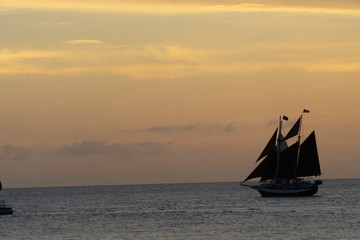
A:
252;184;318;197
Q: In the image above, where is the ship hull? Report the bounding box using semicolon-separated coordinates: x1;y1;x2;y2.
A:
252;184;318;197
0;200;13;215
0;207;13;215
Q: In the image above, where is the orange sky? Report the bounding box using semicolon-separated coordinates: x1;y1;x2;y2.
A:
1;0;360;188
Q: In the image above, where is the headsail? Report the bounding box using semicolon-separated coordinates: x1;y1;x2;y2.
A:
244;149;276;182
256;128;278;162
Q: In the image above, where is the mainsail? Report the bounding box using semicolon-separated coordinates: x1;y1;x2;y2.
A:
243;116;321;182
297;131;321;177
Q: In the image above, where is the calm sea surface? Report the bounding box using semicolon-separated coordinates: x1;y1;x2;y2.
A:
1;179;359;239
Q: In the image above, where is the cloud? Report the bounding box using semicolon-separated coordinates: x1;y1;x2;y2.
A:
267;119;278;127
0;48;69;60
57;140;173;158
0;140;173;161
147;124;199;132
223;123;235;132
126;44;207;62
4;0;360;15
0;144;34;160
3;40;360;78
41;21;71;25
295;60;360;73
63;39;103;45
147;123;236;133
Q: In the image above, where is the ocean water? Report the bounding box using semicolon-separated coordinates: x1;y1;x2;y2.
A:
1;179;359;240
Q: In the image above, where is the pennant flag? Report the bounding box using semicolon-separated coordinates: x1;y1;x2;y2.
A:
303;109;310;113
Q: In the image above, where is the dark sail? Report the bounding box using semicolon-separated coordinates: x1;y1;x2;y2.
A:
245;142;298;182
260;143;298;181
244;149;276;182
259;150;277;181
277;143;298;179
284;117;301;141
256;128;278;162
297;131;321;177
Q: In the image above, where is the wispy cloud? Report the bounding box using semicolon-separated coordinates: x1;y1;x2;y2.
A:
63;39;103;45
0;48;69;60
2;41;360;78
57;140;173;158
126;44;206;62
147;123;236;133
0;144;34;161
41;21;71;25
4;0;360;15
147;124;199;132
0;140;173;160
295;60;360;73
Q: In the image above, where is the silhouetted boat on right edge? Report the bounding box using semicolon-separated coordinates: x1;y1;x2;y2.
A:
241;109;322;197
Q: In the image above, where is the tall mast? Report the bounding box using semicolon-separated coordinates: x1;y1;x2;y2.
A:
294;114;303;177
295;109;310;176
275;116;282;179
297;114;303;146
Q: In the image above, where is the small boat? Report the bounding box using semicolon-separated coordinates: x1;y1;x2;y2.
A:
0;181;13;215
241;109;322;197
0;200;13;215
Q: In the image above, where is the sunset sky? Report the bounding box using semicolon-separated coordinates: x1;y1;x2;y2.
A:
1;0;360;188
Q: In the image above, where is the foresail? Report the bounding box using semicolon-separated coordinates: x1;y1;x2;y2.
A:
260;150;277;181
244;149;276;182
256;128;278;162
297;131;321;177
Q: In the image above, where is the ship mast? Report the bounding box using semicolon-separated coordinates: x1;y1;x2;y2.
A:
295;109;309;176
294;114;303;177
275;116;283;179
